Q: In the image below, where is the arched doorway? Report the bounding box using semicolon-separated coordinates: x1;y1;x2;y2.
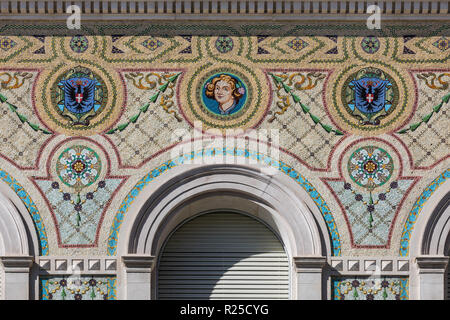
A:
157;212;289;300
118;165;331;300
409;186;450;300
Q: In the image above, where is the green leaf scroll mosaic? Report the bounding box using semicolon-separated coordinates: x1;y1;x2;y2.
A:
269;73;344;135
396;91;450;134
0;92;52;134
106;72;182;134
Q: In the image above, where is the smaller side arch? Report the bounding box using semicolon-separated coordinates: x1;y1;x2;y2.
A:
0;179;38;299
421;192;450;256
408;178;450;257
0;170;47;256
0;190;31;256
407;175;450;300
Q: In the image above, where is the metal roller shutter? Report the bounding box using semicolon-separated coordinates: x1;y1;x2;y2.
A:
157;212;290;300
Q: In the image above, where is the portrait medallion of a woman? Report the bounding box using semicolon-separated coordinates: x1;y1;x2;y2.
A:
202;73;247;116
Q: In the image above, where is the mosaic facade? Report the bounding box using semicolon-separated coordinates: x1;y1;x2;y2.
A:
0;21;448;300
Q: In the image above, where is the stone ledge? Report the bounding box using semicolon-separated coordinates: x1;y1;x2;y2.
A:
0;256;33;272
36;256;117;275
294;256;327;271
122;255;155;273
416;256;449;273
0;1;448;20
328;256;411;275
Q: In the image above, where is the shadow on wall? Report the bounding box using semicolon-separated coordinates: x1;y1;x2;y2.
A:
157;212;290;300
0;21;449;37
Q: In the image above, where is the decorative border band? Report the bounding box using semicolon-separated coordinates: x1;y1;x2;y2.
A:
37;256;117;275
332;277;409;300
399;169;450;257
40;276;116;300
0;1;448;20
0;169;49;256
329;256;410;276
107;148;341;256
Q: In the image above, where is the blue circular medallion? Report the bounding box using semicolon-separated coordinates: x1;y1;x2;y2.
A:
201;73;248;117
52;66;107;126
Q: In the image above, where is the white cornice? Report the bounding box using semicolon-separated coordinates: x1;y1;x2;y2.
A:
0;1;448;21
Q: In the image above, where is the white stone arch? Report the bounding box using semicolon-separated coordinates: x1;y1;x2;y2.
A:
409;180;450;257
118;164;331;300
408;179;450;300
0;189;33;256
418;193;450;257
0;180;37;300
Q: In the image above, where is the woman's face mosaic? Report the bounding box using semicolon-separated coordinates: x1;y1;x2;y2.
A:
214;79;234;105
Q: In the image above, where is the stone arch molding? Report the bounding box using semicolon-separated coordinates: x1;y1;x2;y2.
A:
118;164;331;299
0;180;37;299
419;191;450;257
407;176;450;258
0;193;31;257
119;164;331;257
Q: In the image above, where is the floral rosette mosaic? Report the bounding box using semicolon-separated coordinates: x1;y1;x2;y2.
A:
69;36;89;53
56;145;101;190
348;146;394;190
